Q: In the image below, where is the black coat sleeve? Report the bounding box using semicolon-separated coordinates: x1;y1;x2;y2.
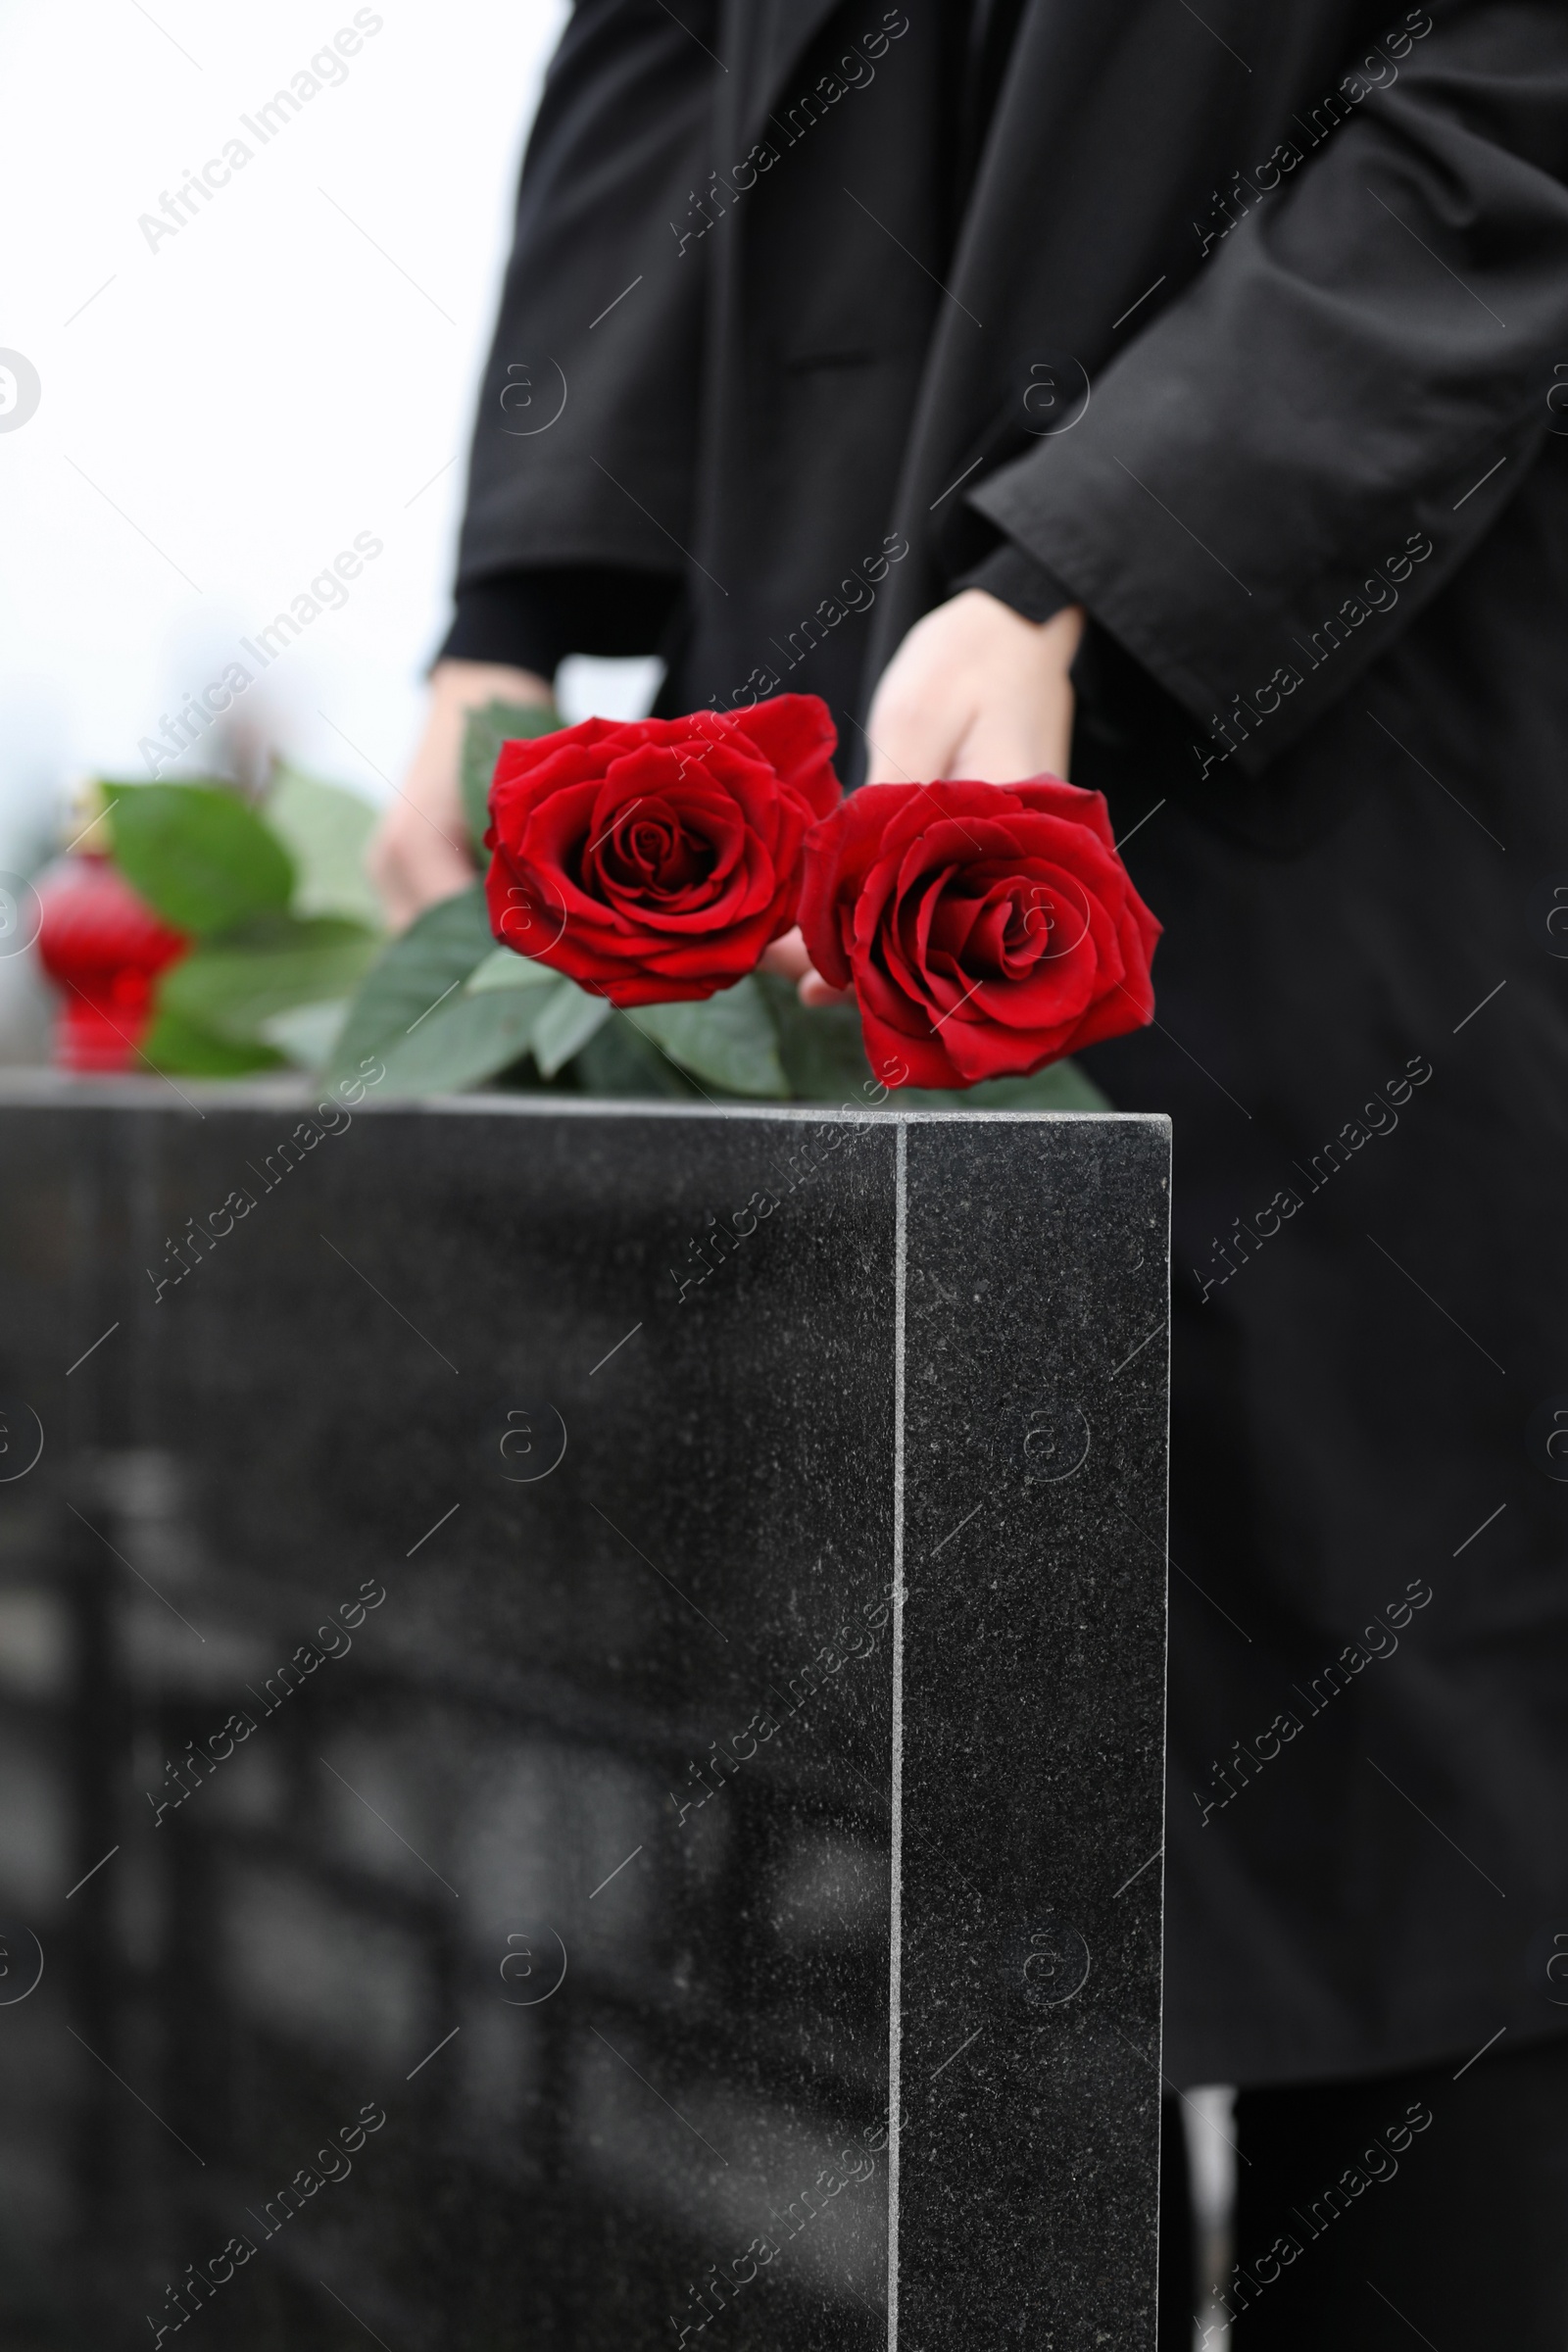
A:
437;566;684;676
968;2;1568;775
451;0;716;610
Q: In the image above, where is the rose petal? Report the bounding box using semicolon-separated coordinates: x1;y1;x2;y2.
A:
731;695;843;818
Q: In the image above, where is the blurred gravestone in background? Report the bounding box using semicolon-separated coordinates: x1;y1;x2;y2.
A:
0;1087;1167;2349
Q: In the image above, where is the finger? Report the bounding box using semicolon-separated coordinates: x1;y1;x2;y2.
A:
863;730;950;786
945;717;1062;786
369;815;473;931
381;874;416;933
760;926;812;981
408;854;477;920
861;699;964;787
800;970;852;1007
367;831;415;931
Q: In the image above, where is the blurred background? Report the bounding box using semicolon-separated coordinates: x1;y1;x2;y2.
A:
0;0;664;1060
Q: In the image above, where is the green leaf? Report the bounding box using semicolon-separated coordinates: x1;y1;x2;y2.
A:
266;764;382;927
629;976;789;1098
104;780;294;935
755;974;1112;1110
895;1058;1114;1111
460;699;561;854
140;1004;286;1077
258;999;351;1070
158;914;380;1045
571;1013;705;1099
466;945;561;996
326;883;556;1093
531;980;612;1078
328;884;497;1083
757;971;876;1101
378;985;559;1094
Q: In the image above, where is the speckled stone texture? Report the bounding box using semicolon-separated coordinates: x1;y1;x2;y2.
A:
0;1083;1167;2351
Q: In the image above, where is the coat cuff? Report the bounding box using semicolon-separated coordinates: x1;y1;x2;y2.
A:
438;566;682;678
959;541;1079;627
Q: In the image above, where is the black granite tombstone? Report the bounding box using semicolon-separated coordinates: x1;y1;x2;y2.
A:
0;1079;1169;2351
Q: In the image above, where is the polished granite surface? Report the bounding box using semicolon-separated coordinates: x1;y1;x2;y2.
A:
0;1082;1168;2349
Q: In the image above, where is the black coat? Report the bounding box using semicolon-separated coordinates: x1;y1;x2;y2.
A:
452;0;1568;2087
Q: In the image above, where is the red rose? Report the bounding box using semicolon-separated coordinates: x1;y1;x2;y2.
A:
798;776;1161;1089
484;695;841;1006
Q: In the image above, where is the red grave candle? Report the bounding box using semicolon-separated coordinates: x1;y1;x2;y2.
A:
35;852;188;1074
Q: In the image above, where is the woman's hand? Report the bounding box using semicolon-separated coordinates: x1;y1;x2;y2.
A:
863;589;1083;785
368;658;554;930
764;589;1086;1002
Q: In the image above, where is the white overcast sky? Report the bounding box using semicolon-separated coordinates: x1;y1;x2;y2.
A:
0;0;612;875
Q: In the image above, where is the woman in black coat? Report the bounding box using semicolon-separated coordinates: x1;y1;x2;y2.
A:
371;3;1568;2338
